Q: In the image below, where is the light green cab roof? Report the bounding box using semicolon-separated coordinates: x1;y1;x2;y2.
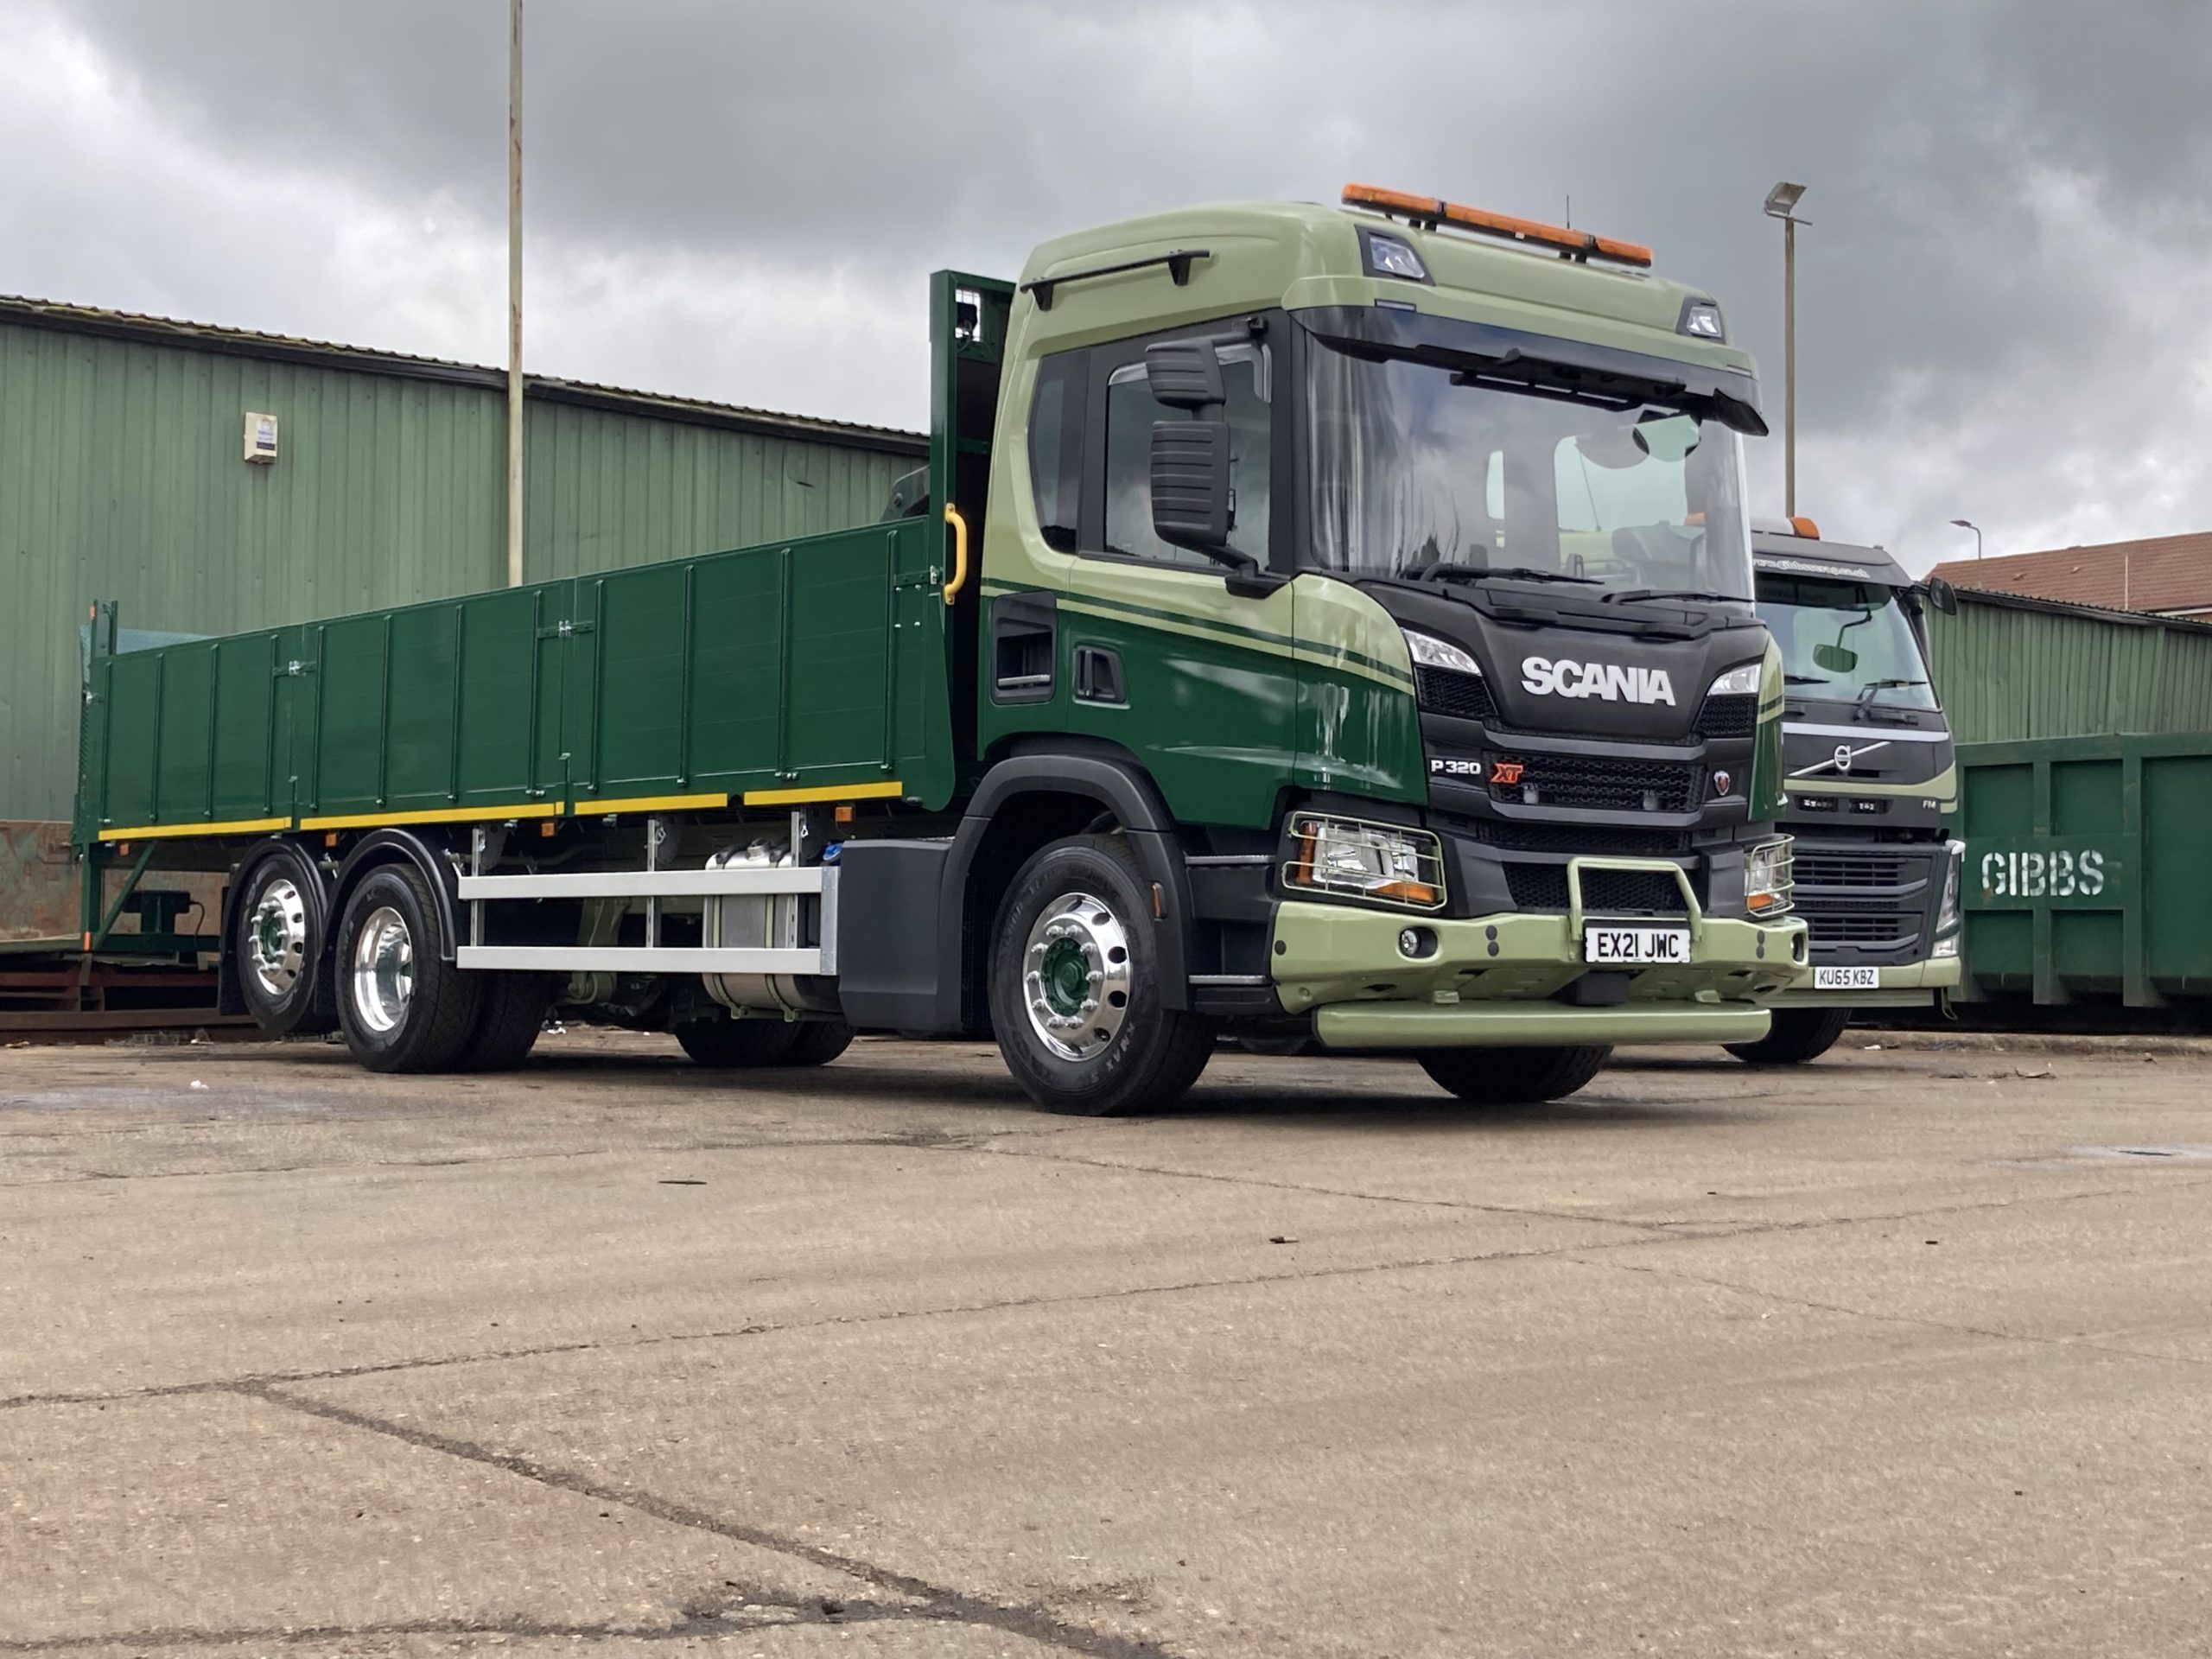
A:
1015;198;1758;383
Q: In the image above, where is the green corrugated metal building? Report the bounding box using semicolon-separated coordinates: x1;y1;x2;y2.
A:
0;296;925;821
1929;588;2212;744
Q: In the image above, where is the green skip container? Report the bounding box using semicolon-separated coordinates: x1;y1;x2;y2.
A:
1956;733;2212;1011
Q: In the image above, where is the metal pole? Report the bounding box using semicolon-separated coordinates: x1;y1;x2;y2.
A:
505;0;524;588
1783;214;1796;520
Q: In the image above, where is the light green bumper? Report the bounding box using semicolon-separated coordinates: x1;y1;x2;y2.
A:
1770;954;1961;1011
1271;900;1807;1051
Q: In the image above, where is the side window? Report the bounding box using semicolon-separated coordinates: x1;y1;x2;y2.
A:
1101;343;1270;568
1027;350;1086;552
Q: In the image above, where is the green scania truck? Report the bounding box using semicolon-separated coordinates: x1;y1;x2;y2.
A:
72;185;1807;1114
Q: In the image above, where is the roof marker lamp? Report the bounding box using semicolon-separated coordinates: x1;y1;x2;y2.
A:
1680;299;1726;340
1361;229;1430;283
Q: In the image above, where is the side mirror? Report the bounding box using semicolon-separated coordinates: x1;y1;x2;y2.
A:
1145;339;1225;410
1150;420;1232;550
1812;641;1859;674
1926;575;1959;615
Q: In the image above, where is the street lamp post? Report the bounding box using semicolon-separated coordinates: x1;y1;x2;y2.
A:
1763;181;1808;518
1949;518;1983;560
505;0;524;588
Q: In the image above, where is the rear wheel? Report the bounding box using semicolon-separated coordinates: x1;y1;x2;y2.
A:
784;1019;854;1067
1725;1007;1850;1065
461;973;553;1071
334;864;482;1073
676;1017;801;1068
1418;1045;1611;1104
232;849;336;1036
988;835;1214;1115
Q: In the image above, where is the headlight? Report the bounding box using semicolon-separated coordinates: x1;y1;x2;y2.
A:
1404;630;1480;677
1936;838;1964;932
1707;661;1762;696
1745;836;1794;917
1285;812;1446;911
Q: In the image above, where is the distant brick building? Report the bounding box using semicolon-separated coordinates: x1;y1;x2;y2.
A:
1929;531;2212;621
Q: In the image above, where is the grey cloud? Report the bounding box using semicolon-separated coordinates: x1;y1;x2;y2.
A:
14;0;2212;568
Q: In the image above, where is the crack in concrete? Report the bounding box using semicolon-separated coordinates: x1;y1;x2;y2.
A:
9;1170;2207;1414
217;1379;1178;1659
1576;1254;2212;1374
0;1599;925;1654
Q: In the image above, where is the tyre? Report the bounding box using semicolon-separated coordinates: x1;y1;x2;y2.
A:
988;834;1214;1115
1418;1045;1611;1104
461;972;553;1071
1724;1006;1850;1065
333;863;483;1073
784;1019;854;1067
232;848;336;1036
676;1017;802;1067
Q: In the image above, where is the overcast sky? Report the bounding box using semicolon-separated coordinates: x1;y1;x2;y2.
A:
3;0;2207;574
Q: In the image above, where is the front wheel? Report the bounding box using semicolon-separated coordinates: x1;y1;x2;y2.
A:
988;835;1214;1116
1725;1007;1850;1065
1418;1045;1611;1104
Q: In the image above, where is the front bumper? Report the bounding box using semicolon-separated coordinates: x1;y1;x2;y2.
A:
1769;954;1961;1010
1270;899;1806;1050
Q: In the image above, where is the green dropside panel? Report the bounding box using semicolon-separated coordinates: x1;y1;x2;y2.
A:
79;514;960;837
1956;733;2212;1007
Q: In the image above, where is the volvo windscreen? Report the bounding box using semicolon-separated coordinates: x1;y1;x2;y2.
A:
1759;575;1939;713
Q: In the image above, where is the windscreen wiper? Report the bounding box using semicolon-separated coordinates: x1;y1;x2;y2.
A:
1783;673;1824;684
1600;588;1750;606
1408;561;1599;586
1853;677;1929;720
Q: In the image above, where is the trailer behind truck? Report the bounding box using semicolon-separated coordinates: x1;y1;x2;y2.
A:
73;185;1807;1113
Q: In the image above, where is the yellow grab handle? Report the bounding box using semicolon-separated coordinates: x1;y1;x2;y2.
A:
943;502;970;607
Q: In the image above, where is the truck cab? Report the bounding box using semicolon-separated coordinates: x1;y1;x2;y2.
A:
1726;523;1964;1063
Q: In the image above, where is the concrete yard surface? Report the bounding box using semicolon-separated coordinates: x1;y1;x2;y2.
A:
3;1028;2210;1658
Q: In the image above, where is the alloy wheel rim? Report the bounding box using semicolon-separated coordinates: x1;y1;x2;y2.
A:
1021;890;1132;1063
351;906;414;1034
246;877;308;999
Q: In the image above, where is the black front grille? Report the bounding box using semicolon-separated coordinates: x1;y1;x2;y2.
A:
1694;693;1758;741
1503;863;1701;915
1491;753;1699;813
1416;665;1495;721
1802;912;1917;945
1796;854;1910;889
1467;820;1693;855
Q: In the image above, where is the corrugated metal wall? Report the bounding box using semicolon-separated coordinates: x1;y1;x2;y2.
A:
1929;592;2212;744
0;317;920;820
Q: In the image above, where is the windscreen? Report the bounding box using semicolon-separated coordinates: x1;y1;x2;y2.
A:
1306;342;1753;604
1758;575;1940;710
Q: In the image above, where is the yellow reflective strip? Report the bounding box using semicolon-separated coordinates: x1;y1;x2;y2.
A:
99;816;290;842
296;803;561;830
575;791;730;817
741;779;905;806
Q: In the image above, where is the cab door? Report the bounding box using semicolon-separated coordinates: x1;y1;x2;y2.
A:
1050;326;1297;832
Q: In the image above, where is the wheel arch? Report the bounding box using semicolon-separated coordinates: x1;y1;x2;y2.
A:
329;830;467;967
939;745;1195;1033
